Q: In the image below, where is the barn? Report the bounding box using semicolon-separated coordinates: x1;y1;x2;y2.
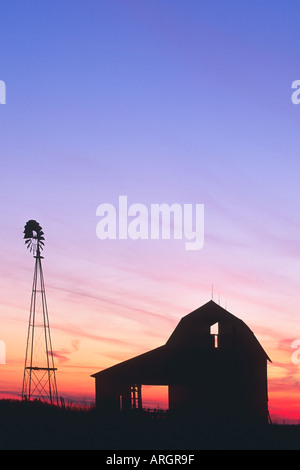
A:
92;300;271;425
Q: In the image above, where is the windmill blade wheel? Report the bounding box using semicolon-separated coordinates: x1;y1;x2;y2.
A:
23;220;45;255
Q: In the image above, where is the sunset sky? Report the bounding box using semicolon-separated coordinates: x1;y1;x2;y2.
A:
1;0;300;421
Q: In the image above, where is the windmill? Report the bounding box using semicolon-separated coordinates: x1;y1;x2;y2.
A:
22;220;59;405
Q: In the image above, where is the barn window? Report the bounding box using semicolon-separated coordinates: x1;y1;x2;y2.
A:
210;322;219;349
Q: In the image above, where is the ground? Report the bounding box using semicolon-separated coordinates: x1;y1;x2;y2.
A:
0;399;299;450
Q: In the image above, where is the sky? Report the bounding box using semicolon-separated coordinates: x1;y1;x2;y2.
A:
1;0;300;421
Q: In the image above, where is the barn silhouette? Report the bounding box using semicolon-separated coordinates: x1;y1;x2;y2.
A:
92;300;271;426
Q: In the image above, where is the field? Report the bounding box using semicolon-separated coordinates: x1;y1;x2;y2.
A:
0;400;299;450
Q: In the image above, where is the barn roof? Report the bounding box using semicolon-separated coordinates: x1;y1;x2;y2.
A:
92;300;271;380
166;300;271;360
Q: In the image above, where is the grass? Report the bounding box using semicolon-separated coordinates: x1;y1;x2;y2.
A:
0;399;300;450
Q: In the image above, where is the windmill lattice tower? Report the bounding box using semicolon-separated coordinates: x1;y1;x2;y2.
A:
22;220;59;405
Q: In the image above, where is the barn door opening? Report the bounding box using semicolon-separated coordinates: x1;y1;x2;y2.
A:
141;385;169;411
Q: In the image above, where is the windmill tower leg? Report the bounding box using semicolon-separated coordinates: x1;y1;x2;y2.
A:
22;221;59;406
